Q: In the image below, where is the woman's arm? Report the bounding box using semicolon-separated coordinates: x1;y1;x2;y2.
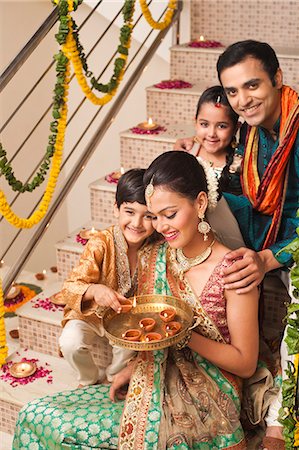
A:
188;286;259;378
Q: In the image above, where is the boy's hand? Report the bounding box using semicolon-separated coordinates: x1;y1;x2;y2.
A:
87;284;126;313
173;136;194;152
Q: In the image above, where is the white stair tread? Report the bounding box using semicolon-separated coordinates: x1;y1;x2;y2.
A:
0;431;13;449
120;122;195;142
89;174;119;193
55;221;111;253
0;348;77;408
171;43;299;59
0;265;59;293
146;80;209;96
16;289;63;326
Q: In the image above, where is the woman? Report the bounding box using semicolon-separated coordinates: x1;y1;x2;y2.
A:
13;152;259;449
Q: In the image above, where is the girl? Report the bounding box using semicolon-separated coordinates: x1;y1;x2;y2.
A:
59;168;156;387
181;85;242;196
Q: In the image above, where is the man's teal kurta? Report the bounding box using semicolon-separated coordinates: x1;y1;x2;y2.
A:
224;117;299;267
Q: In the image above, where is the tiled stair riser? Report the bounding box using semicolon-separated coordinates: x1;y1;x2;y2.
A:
18;316;112;367
146;90;201;125
190;0;299;49
170;48;299;92
120;137;174;169
0;401;20;435
90;188;116;225
56;248;82;281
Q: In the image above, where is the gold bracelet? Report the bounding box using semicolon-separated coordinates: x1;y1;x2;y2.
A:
175;330;192;350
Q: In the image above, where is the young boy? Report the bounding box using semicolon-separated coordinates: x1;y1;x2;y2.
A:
59;169;156;386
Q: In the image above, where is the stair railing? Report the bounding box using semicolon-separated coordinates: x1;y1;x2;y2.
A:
2;1;183;293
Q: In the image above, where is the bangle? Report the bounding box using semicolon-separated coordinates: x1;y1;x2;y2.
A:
175;330;192;350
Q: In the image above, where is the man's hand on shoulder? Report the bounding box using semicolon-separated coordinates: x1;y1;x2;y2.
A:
222;248;282;294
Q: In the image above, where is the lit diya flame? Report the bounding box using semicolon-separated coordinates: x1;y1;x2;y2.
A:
132;295;137;308
79;227;100;240
199;35;205;42
137;117;159;131
120;166;125;175
9;361;37;378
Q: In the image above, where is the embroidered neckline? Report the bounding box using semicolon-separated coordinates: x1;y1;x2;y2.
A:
113;225;137;297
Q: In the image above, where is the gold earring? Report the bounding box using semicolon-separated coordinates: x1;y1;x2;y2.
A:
145;175;155;207
231;136;238;149
197;213;211;241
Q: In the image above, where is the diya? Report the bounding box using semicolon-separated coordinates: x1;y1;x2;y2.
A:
139;317;156;332
49;292;66;306
9;361;37;378
159;307;176;323
145;332;162;342
79;227;100;240
164;321;182;337
119;299;133;313
136;117;160;131
122;329;142;342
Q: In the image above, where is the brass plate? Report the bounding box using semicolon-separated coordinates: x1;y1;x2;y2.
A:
102;294;193;351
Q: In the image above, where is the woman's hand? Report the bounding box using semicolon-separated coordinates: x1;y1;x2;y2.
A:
109;363;134;402
223;248;282;294
84;284;126;313
173;136;194;152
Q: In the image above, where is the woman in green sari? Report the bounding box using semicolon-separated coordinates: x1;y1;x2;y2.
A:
13;151;260;449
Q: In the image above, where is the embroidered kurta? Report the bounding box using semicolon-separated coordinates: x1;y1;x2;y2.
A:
224;116;299;266
61;225;137;328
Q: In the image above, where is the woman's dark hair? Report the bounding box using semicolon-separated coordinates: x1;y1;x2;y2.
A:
143;151;208;202
195;86;239;195
116;168;146;208
217;40;280;87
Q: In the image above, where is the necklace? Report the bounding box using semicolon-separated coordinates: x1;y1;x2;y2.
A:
176;239;216;274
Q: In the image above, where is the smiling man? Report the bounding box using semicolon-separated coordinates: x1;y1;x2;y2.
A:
175;40;299;449
217;41;299;450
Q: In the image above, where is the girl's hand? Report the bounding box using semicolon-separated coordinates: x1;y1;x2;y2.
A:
109;363;134;402
173;137;194;152
85;284;126;313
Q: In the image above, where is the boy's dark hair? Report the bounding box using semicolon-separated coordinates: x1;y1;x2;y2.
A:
217;40;280;87
116;168;146;208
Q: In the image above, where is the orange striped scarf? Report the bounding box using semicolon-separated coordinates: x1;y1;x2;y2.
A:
241;85;299;249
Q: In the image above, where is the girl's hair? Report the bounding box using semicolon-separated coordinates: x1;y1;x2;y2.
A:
195;85;239;194
116;168;146;208
143;151;208;201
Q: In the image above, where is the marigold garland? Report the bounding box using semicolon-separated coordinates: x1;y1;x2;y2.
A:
0;278;8;368
62;0;135;105
140;0;177;30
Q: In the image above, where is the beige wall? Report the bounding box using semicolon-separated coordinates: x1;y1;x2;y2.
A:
0;1;171;272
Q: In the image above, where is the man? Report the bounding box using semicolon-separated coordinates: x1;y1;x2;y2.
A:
175;40;299;449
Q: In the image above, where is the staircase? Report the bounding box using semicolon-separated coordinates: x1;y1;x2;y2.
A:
1;0;298;445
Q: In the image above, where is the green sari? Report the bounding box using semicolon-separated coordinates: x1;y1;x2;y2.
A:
13;243;246;449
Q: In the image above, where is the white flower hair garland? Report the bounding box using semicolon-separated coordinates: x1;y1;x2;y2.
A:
196;158;219;212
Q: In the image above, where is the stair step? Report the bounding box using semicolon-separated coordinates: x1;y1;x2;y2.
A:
170;44;299;91
120;122;195;169
0;348;78;435
190;0;299;50
55;221;110;280
17;290;112;363
89;176;117;225
146;81;208;125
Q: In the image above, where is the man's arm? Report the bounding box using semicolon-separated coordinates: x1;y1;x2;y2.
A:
222;247;283;294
